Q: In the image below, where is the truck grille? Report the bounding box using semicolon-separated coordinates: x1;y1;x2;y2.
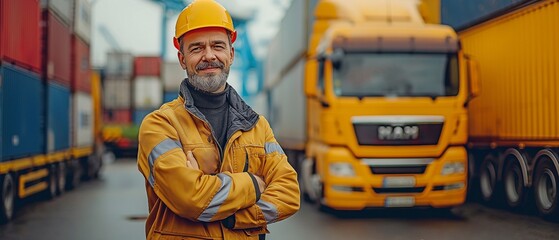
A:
373;187;425;194
370;165;427;174
352;116;444;146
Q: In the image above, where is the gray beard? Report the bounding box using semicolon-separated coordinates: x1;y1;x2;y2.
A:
187;68;229;93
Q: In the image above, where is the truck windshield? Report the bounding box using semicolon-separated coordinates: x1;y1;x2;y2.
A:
332;53;459;98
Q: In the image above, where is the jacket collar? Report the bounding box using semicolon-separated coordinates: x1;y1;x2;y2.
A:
179;78;259;135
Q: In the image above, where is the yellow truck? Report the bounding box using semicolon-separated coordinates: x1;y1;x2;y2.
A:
260;0;479;211
440;0;559;220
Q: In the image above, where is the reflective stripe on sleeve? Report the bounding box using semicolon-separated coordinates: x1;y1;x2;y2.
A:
265;142;285;155
256;199;278;224
148;139;182;187
197;173;232;222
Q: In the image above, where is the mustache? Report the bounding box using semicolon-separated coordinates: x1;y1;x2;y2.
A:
196;61;224;71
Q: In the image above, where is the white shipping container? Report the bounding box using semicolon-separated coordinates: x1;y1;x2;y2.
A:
264;0;311;88
73;92;93;147
269;58;306;150
104;79;131;109
73;0;92;43
41;0;74;26
105;52;134;77
134;77;163;109
162;62;186;91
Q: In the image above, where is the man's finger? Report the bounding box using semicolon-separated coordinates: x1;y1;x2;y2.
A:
187;151;200;170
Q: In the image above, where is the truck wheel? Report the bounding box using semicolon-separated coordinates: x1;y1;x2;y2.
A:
300;158;314;203
46;165;58;199
534;159;559;221
67;159;82;190
0;174;16;224
503;160;527;209
57;162;66;195
479;155;499;203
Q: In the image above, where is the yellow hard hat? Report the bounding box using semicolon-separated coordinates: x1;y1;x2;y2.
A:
173;0;237;50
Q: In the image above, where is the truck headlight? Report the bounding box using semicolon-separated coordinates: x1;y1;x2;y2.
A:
441;162;465;175
329;163;355;177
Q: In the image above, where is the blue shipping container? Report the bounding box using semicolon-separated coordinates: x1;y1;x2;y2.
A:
133;109;155;126
1;64;44;161
163;91;177;103
47;82;71;152
441;0;525;30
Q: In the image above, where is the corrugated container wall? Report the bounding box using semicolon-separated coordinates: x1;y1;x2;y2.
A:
103;78;131;109
162;62;185;91
105;52;133;77
73;92;93;147
0;0;42;73
458;0;559;142
103;109;131;124
73;0;92;43
133;76;163;109
41;0;73;26
1;64;44;161
441;0;525;30
44;10;72;86
134;56;161;77
71;35;91;93
47;82;71;152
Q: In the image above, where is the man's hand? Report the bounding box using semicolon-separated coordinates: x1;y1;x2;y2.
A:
186;151;200;170
254;175;266;194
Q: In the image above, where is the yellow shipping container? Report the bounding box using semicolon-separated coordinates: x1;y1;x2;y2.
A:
461;0;559;146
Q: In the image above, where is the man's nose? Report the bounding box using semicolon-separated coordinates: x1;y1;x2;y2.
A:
202;46;217;61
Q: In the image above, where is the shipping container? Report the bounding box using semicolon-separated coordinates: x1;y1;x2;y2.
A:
133;109;155;126
133;76;163;109
73;0;92;43
103;78;131;109
134;56;161;77
105;52;133;77
44;10;72;86
1;64;44;161
163;91;177;103
161;62;185;91
47;82;71;152
41;0;73;27
264;0;318;88
73;92;93;147
71;35;91;93
441;0;526;30
0;0;42;73
103;109;131;124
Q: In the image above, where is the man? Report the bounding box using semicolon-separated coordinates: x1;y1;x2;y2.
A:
137;0;300;239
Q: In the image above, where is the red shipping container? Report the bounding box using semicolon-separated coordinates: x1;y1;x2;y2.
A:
44;10;71;86
133;56;161;77
103;109;131;124
71;35;91;93
0;0;42;73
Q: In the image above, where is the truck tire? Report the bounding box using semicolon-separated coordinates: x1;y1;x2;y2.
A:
533;159;559;221
503;160;527;209
0;174;16;224
479;155;499;203
45;164;58;200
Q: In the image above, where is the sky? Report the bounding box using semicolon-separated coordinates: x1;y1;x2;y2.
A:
91;0;292;67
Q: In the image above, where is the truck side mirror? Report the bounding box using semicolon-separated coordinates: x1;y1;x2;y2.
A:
467;57;481;98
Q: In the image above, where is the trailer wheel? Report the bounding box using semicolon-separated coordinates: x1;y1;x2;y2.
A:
534;158;559;221
479;155;499;203
0;174;16;224
46;164;58;199
503;159;527;209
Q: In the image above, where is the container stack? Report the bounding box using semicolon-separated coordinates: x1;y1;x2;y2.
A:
71;0;93;150
103;52;133;125
132;56;162;126
41;0;73;154
0;0;44;161
161;62;186;103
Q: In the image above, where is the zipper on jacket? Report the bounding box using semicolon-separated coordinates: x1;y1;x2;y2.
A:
186;109;224;164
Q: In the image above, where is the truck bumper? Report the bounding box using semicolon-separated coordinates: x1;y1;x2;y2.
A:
320;146;467;210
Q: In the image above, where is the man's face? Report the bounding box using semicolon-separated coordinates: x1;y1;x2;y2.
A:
177;27;234;93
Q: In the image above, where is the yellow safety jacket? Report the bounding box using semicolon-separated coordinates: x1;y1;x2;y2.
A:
137;81;300;239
